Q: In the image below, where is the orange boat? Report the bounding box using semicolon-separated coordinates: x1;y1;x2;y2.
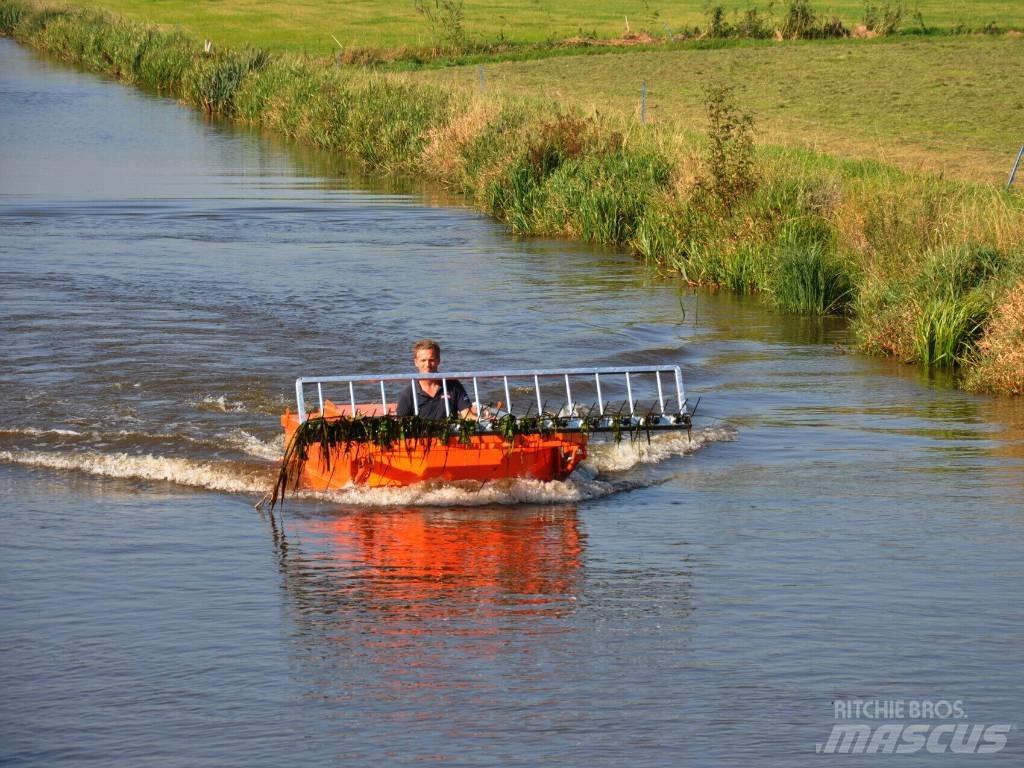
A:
276;366;691;493
280;401;588;489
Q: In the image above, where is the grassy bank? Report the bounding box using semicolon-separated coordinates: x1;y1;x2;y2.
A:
2;1;1022;394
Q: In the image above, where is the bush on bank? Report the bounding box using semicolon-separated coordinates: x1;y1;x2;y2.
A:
2;0;1022;394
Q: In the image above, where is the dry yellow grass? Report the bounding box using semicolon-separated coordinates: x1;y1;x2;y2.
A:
967;282;1024;394
420;97;501;192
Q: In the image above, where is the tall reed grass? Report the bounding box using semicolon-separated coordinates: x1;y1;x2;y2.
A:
2;0;1022;393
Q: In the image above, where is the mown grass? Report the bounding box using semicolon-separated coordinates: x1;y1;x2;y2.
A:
3;1;1022;393
417;37;1024;185
52;0;1024;53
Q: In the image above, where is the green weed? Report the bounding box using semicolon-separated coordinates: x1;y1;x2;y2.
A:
770;240;854;314
0;0;25;34
913;293;990;367
184;48;270;115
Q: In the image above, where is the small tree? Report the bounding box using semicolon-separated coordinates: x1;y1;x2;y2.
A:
701;83;756;210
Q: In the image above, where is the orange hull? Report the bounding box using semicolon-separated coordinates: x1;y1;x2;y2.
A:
281;410;587;489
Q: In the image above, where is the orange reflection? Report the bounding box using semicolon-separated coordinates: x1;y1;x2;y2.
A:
285;506;585;626
272;506;587;710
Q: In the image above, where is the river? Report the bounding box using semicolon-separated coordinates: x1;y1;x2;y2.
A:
1;38;1022;766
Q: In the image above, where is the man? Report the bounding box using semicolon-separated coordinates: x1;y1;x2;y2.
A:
396;339;478;420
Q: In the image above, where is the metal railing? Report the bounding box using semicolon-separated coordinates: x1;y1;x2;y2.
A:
294;365;689;433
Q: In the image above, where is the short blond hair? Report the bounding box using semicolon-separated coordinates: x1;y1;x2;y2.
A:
411;338;441;356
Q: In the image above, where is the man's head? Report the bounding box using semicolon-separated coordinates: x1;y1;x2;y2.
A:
411;339;441;375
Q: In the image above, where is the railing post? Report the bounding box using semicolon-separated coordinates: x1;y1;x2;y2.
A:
296;379;307;423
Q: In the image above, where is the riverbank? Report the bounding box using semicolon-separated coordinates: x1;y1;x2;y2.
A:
2;0;1021;395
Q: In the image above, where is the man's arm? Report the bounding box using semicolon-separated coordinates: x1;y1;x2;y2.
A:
452;380;477;420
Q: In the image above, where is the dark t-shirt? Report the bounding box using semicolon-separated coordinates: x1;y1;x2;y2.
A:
396;379;472;419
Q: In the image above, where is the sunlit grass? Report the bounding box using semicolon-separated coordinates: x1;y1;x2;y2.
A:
52;0;1024;52
415;37;1024;184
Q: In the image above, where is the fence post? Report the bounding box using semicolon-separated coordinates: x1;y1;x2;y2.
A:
640;80;647;124
477;65;485;93
1008;145;1024;190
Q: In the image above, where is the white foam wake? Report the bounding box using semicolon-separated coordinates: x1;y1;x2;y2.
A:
197;394;257;413
0;427;84;437
585;425;735;472
0;426;734;504
224;430;282;461
304;464;614;507
0;449;270;494
294;426;734;507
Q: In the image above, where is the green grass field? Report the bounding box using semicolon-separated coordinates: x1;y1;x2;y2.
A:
59;0;1024;53
415;36;1024;184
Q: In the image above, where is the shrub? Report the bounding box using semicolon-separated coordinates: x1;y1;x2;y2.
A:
862;2;904;35
700;83;756;211
704;5;774;39
781;0;849;39
735;7;775;38
706;6;729;38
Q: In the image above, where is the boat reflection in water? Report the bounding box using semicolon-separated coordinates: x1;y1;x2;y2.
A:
269;505;586;713
274;505;584;624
